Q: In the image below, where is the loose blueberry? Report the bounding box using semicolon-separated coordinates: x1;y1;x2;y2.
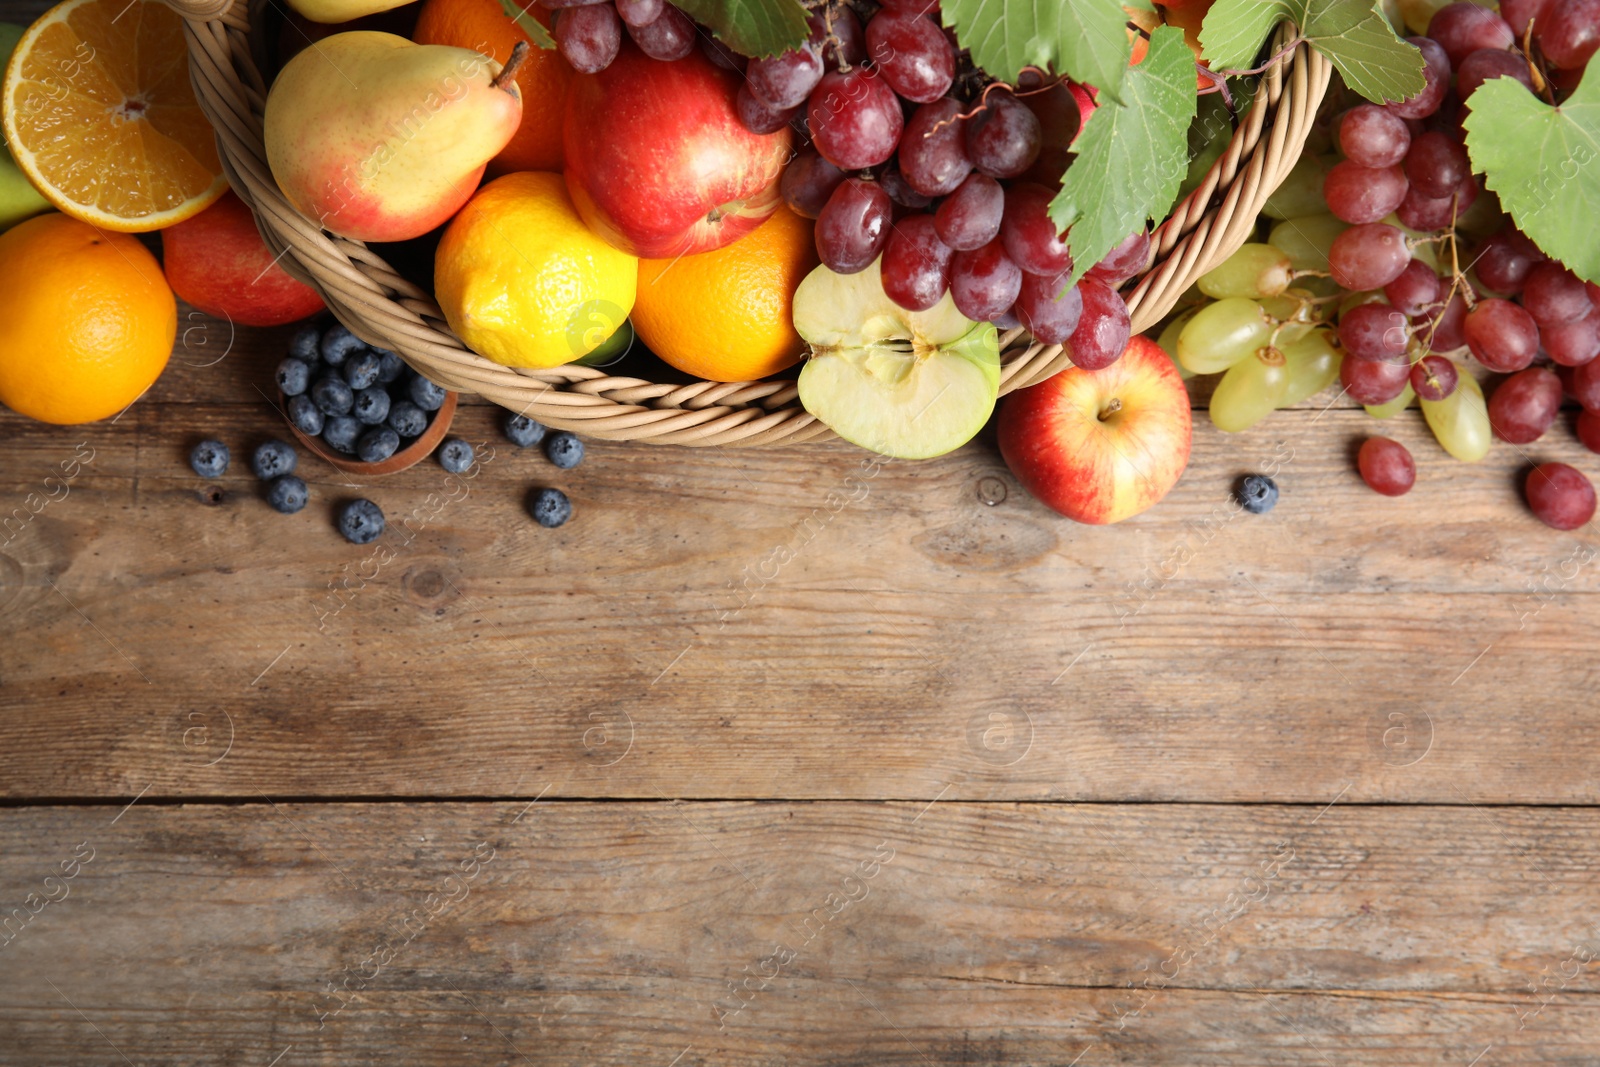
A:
438;438;474;474
1237;474;1279;515
544;431;583;469
357;427;401;464
322;415;362;454
409;374;448;412
338;498;386;544
387;401;428;438
311;376;354;417
189;440;230;478
343;350;382;391
374;349;406;384
287;393;324;436
529;487;572;528
320;324;366;366
289;324;321;362
276;357;311;397
352;386;391;426
252;439;297;480
503;412;546;448
267;475;308;514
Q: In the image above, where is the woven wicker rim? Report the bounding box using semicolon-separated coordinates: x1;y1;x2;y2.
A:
171;0;1331;446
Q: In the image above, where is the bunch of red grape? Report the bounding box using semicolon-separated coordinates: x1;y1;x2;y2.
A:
543;0;699;72
741;0;1141;370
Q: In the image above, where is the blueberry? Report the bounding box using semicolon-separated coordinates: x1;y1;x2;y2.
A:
387;401;428;438
322;415;362;453
409;374;448;412
311;375;354;416
252;439;297;480
343;350;382;391
338;498;386;544
289;324;321;362
352;386;391;426
267;475;308;514
276;357;311;397
357;427;401;464
438;438;474;474
320;324;366;366
503;412;546;448
529;487;572;528
189;440;229;478
287;394;324;436
544;431;583;470
374;349;406;384
1238;474;1279;515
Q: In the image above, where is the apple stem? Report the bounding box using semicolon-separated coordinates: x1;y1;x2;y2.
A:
492;42;530;92
1098;398;1122;422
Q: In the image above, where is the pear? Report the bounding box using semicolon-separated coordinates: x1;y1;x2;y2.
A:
0;23;51;233
264;32;526;243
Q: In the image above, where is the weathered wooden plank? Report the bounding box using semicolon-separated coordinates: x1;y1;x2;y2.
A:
1;802;1596;1065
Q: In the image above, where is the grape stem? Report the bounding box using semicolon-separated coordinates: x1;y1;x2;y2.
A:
925;72;1064;137
1521;19;1555;104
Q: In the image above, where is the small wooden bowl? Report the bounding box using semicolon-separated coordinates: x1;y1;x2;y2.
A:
278;389;458;475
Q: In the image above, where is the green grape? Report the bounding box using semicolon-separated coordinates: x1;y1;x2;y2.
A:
1263;155;1332;221
1177;298;1273;375
1210;346;1290;432
574;320;635;367
1198;243;1294;300
1387;215;1442;273
1279;329;1341;407
1260;290;1330;347
1421;373;1491;462
1338;289;1388;319
1365;381;1416;419
1269;214;1348;273
1157;310;1199;380
1457;186;1504;240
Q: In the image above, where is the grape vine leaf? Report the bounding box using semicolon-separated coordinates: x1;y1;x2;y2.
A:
1199;0;1424;104
1050;26;1196;285
671;0;810;58
498;0;555;50
939;0;1131;102
1464;68;1600;285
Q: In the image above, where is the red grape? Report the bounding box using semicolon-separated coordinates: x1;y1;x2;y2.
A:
1339;104;1412;168
878;0;939;13
1410;354;1459;400
699;34;747;72
614;0;661;27
1428;3;1514;67
815;178;892;274
964;92;1043;180
809;68;904;170
736;84;799;134
1063;278;1131;370
1012;270;1083;345
1456;47;1535;101
747;46;824;110
554;4;621;72
879;159;932;210
1384;259;1442;317
1540;0;1600;70
933;172;1004;251
1340;302;1412;363
1578;409;1600;453
1464;298;1541;372
1474;229;1545;295
1358;437;1417;496
881;213;953;311
539;0;611;9
1396;175;1477;230
1323;160;1409;224
866;11;954;103
781;147;846;219
1387;37;1451;120
1415;289;1470;352
1489;366;1563;443
1525;463;1597;530
1000;183;1072;277
1341;352;1412;405
1572;357;1600;410
949;238;1023;322
1403;130;1470;199
1542;308;1600;366
1522;262;1592;326
626;3;694;59
1088;229;1152;288
1329;223;1411;290
898;97;973;196
1502;0;1552;37
809;7;865;67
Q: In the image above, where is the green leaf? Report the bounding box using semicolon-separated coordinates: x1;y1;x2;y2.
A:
498;0;555;50
939;0;1130;102
1464;67;1600;285
1200;0;1424;104
1050;26;1197;285
671;0;811;58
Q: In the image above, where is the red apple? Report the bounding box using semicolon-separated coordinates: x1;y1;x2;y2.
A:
563;41;791;258
998;335;1192;524
161;190;325;327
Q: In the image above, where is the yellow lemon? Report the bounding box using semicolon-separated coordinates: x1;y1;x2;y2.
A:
435;171;636;369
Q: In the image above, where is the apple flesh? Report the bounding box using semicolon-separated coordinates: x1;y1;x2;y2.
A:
563;41;791;259
998;335;1192;524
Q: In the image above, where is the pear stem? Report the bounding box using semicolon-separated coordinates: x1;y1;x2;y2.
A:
493;42;530;92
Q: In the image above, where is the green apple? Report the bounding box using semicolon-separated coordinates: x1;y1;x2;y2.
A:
0;22;51;233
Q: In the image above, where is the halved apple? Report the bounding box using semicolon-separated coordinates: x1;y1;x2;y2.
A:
794;259;1000;459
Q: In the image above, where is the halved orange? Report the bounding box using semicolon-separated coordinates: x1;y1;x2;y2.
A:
2;0;227;232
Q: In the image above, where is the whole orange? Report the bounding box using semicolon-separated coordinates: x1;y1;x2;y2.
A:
0;214;175;424
412;0;572;173
632;207;818;383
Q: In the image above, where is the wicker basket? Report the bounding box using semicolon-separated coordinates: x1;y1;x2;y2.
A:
171;0;1331;446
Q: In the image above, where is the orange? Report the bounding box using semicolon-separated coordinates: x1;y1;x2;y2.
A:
632;207;818;383
413;0;573;173
2;0;226;232
0;213;175;423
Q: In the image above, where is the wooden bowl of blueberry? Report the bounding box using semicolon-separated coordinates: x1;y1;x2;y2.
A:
275;321;458;475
